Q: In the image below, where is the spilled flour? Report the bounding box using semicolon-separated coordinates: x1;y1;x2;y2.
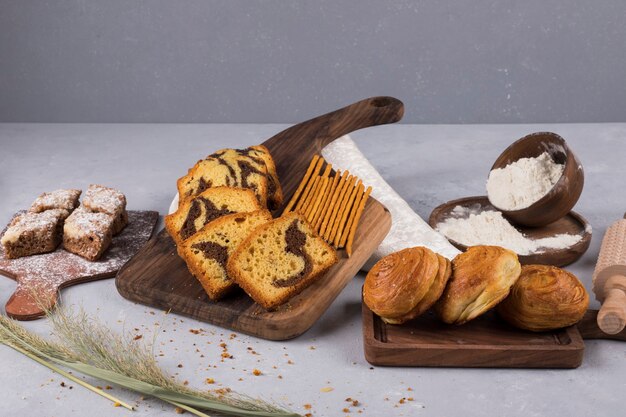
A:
436;206;584;255
487;151;564;210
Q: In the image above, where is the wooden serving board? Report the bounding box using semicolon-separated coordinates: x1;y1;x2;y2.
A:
116;97;402;340
363;303;626;368
429;196;592;267
0;210;158;320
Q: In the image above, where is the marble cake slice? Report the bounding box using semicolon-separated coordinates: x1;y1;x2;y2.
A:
165;186;262;243
177;146;283;210
177;210;272;300
226;212;338;310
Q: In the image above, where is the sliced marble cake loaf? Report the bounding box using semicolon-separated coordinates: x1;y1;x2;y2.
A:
248;145;283;209
226;212;338;310
176;146;282;209
178;210;272;300
208;146;283;210
165;187;262;243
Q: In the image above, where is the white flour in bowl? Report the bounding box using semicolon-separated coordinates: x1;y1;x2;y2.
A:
435;206;583;255
487;152;564;210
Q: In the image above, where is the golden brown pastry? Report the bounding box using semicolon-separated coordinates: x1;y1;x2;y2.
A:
497;265;589;331
363;247;452;324
436;245;521;325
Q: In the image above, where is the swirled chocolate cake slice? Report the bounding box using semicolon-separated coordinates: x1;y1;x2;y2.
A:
178;210;272;300
176;146;283;210
247;145;283;210
226;212;338;310
165;187;262;244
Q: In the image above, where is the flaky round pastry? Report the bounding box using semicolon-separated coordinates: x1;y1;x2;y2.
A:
497;265;589;332
436;245;521;325
384;254;452;324
363;247;442;324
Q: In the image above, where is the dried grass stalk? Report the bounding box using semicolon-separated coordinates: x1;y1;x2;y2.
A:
0;307;299;417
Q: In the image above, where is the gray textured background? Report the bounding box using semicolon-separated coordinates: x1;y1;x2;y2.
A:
1;1;626;123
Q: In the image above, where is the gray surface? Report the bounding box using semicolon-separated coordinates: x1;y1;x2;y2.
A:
2;1;626;123
0;123;625;416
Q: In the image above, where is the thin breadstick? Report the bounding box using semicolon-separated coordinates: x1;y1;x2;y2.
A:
311;173;336;230
346;186;372;256
329;178;360;245
318;171;349;236
303;176;325;220
314;170;342;231
298;176;321;214
324;174;356;242
294;158;325;212
339;182;366;248
321;163;333;178
319;171;351;238
306;177;329;223
333;180;363;247
324;175;355;243
284;155;321;212
305;163;332;219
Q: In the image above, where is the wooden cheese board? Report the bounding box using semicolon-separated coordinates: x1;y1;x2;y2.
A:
429;196;592;267
0;210;158;320
363;303;626;368
116;97;402;340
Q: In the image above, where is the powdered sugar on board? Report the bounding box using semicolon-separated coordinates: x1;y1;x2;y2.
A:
0;210;158;320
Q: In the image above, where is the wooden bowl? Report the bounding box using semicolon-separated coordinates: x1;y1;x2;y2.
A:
428;196;592;267
489;132;584;227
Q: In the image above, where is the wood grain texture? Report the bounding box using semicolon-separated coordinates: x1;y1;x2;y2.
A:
577;309;626;341
490;131;584;227
363;306;626;368
428;196;592;267
0;211;158;320
116;97;401;340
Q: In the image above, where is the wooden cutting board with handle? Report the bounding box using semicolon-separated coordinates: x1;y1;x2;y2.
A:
363;302;626;368
0;210;158;320
116;97;402;340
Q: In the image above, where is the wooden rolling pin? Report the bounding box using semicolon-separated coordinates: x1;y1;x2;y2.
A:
593;213;626;334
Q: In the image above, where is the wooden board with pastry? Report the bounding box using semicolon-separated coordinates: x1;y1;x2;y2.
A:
356;131;626;368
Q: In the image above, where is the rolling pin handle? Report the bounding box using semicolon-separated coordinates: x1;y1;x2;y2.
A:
597;274;626;335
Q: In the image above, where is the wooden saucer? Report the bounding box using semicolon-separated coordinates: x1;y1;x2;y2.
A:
428;196;591;267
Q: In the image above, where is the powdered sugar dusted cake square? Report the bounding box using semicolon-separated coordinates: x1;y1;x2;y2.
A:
1;209;68;259
63;206;114;261
29;189;81;214
83;184;128;234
